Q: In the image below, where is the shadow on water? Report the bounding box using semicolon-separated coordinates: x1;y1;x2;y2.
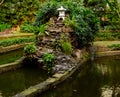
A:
0;49;23;65
39;55;120;97
0;50;48;96
0;66;48;97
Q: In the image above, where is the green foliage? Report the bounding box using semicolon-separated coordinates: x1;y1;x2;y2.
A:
104;25;120;30
34;1;99;48
37;24;48;35
0;23;11;32
34;1;57;26
0;37;36;47
105;0;120;30
20;22;48;35
73;8;99;48
108;44;120;50
64;17;78;28
85;0;120;30
85;0;107;28
61;41;72;55
0;0;40;25
60;34;72;55
62;1;100;48
43;53;55;73
95;32;120;41
24;44;37;55
20;22;35;33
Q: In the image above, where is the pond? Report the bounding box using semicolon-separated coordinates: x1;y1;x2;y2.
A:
40;55;120;97
0;67;48;97
0;49;23;65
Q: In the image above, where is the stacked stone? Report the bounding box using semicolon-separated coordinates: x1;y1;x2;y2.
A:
36;18;77;74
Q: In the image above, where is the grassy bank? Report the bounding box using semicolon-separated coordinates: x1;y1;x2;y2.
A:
0;36;36;47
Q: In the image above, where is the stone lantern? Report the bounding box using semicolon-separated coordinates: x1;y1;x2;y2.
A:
57;6;66;20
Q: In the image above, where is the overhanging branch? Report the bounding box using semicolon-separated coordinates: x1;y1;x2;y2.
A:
0;0;4;6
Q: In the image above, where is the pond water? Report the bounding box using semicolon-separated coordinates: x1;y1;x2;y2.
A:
40;55;120;97
0;67;48;97
0;49;23;65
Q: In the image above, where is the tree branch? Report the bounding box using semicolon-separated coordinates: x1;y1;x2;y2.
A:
0;0;4;6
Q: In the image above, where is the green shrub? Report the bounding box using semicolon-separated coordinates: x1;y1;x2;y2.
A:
43;53;55;73
0;23;11;32
72;8;99;48
61;41;72;55
0;37;36;47
24;44;37;55
64;17;78;28
108;44;120;50
34;1;57;26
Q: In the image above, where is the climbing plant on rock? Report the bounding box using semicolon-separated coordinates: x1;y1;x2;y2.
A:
34;1;100;48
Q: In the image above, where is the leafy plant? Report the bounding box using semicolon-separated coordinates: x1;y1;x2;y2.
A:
0;37;36;47
37;24;48;35
64;16;78;28
61;41;72;55
20;22;35;33
20;22;48;35
24;44;37;55
43;53;55;73
34;1;57;26
0;23;11;32
108;44;120;50
23;44;38;67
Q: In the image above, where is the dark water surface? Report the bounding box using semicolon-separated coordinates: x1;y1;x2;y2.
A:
0;49;23;65
40;55;120;97
0;67;48;97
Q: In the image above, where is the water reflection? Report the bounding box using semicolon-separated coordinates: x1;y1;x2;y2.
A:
0;68;48;97
101;85;120;97
40;55;120;97
0;49;23;65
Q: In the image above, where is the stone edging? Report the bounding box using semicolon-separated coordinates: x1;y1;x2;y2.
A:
13;50;120;97
0;50;119;97
13;56;88;97
96;50;120;57
0;57;24;74
0;33;34;40
0;43;33;53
